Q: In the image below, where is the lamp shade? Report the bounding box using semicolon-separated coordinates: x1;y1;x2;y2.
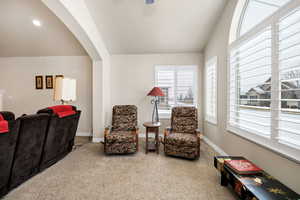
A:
147;87;164;97
54;77;76;102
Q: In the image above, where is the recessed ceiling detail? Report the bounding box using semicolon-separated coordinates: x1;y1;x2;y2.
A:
32;19;42;27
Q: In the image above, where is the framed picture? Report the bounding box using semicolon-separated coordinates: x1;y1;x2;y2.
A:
35;76;43;89
46;75;54;89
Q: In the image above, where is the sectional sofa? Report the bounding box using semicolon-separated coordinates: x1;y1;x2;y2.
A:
0;105;81;197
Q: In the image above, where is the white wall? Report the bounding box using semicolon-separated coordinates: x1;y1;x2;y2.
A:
0;56;92;135
204;0;300;193
111;53;203;132
43;0;111;142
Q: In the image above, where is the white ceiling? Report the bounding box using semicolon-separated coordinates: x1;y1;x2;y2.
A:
85;0;228;54
0;0;87;57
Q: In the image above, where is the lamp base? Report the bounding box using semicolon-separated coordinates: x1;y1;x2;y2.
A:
152;97;160;123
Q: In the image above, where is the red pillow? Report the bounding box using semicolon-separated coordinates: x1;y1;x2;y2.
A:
48;105;76;118
55;111;76;118
0;114;9;134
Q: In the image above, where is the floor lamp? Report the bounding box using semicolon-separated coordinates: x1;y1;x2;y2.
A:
147;87;165;123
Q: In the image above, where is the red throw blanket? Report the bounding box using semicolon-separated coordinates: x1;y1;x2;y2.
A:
48;105;76;118
0;114;9;134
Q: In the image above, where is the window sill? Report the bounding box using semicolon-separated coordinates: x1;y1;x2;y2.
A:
158;112;171;120
227;125;300;164
205;119;217;126
159;115;171;120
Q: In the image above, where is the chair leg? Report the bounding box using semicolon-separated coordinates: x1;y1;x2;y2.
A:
104;136;106;154
197;139;200;159
136;134;139;152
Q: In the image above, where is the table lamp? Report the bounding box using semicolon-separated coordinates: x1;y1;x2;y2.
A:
147;87;164;123
54;77;76;105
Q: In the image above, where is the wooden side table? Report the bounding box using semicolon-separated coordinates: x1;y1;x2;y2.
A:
143;122;161;154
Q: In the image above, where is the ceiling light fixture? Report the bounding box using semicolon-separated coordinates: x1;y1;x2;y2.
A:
145;0;154;4
32;19;42;27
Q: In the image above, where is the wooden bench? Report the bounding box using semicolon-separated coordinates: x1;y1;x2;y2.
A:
214;156;300;200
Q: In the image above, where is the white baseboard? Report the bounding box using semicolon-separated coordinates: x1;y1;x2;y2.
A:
203;136;228;156
92;137;104;143
76;132;92;137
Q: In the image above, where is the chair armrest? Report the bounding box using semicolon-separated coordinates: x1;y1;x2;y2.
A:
196;129;203;139
105;125;112;130
164;127;172;137
104;125;111;136
131;126;139;135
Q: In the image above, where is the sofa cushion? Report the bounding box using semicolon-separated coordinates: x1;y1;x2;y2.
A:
165;144;199;159
112;105;137;131
106;131;135;143
165;133;198;147
171;107;198;134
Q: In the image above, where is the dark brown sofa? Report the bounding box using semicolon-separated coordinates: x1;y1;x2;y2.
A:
9;114;50;189
37;105;81;170
0;112;20;197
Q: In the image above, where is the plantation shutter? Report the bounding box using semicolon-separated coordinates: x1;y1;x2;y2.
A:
228;27;272;136
205;58;217;123
278;7;300;147
155;66;197;114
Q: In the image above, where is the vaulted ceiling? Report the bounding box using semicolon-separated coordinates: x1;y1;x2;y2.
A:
0;0;87;57
85;0;228;54
0;0;228;57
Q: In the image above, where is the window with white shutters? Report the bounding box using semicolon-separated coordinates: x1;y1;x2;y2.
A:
155;65;197;118
278;7;300;148
205;57;217;124
229;27;272;137
228;1;300;161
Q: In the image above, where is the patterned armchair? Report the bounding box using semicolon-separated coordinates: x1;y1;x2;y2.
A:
164;107;201;159
104;105;139;154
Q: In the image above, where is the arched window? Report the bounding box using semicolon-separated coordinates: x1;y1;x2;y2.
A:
228;0;300;162
239;0;292;36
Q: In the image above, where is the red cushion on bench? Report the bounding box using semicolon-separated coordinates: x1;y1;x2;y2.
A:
48;105;76;118
0;114;9;134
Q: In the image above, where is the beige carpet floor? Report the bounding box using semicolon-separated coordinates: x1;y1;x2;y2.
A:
4;139;238;200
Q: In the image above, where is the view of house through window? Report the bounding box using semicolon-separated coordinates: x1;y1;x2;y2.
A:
229;1;300;159
230;27;272;136
155;65;197;117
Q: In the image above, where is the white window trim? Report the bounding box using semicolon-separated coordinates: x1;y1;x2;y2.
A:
155;65;198;119
227;0;300;163
205;57;218;125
